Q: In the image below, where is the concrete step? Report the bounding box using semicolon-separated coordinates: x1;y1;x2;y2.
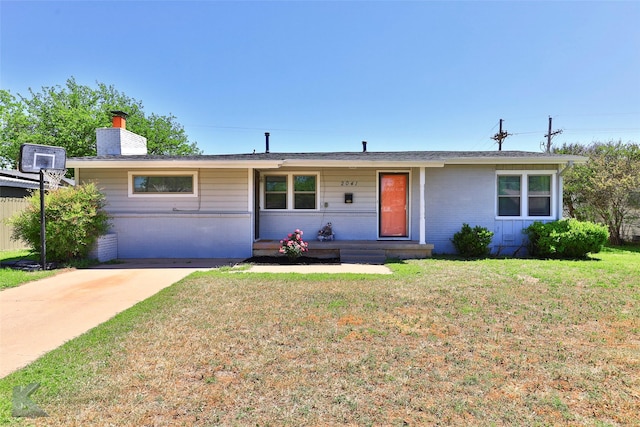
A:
340;249;387;265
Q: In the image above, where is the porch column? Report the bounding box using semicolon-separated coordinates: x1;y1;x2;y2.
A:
419;167;426;244
248;168;254;243
557;174;564;219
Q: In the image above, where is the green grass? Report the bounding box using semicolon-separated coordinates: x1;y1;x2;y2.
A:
0;247;638;426
0;250;57;290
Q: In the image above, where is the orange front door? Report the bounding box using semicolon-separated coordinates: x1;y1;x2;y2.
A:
379;173;408;237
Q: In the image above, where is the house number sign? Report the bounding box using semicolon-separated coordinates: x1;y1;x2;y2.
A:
340;180;358;186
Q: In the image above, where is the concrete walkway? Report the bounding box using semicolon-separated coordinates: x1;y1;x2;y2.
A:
0;259;234;378
0;259;391;378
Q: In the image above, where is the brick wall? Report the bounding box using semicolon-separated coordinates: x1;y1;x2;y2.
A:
89;234;118;262
96;128;147;156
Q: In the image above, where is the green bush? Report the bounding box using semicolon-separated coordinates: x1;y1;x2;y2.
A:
9;183;110;263
451;223;494;258
524;219;609;259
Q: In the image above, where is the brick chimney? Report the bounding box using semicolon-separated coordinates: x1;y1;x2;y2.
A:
96;111;147;156
111;110;128;129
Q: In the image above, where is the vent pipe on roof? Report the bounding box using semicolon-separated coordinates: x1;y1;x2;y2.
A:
111;110;128;129
362;141;367;152
265;132;270;153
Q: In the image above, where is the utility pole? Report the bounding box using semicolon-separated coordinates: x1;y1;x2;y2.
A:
543;116;562;153
491;119;511;151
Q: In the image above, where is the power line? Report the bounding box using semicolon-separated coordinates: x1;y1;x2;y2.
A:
542;116;562;153
491;119;511;151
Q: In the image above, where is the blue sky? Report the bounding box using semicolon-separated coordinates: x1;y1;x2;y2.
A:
1;1;639;154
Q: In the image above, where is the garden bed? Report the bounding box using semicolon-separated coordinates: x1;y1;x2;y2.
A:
243;256;341;265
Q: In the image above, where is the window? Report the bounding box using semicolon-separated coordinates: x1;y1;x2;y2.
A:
265;175;287;209
497;176;521;216
528;175;551;216
294;175;316;209
263;173;318;210
128;171;198;197
497;172;554;218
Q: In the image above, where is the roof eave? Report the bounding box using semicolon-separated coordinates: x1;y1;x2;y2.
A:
281;159;446;168
66;159;285;169
443;155;588;165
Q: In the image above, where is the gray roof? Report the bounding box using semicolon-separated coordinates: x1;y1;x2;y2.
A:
0;169;74;188
0;169;41;190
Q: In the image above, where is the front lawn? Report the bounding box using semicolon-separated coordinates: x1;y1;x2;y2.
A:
1;247;638;425
0;250;57;290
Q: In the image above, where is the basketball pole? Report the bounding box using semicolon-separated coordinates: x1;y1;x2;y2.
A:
39;170;46;270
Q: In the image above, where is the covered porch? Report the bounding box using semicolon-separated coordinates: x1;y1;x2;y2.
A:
252;240;434;264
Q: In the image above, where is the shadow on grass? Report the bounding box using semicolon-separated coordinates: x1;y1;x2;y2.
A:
426;253;606;262
0;252;38;264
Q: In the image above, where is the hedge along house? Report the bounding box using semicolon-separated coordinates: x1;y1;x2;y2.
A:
67;117;586;261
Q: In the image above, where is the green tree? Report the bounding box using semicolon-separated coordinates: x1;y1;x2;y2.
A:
555;141;640;245
0;90;32;168
0;77;201;167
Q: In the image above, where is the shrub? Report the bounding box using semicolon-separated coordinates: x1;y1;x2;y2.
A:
9;183;110;263
451;223;494;258
524;219;609;259
279;229;309;261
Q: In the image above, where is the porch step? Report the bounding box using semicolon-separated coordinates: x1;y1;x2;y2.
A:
340;249;387;265
253;240;434;260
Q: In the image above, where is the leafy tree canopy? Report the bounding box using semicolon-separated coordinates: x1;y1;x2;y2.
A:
0;77;201;168
554;141;640;245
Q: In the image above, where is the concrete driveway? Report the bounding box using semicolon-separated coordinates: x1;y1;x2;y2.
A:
0;259;237;378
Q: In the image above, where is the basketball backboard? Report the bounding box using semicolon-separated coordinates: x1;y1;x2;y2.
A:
18;143;67;174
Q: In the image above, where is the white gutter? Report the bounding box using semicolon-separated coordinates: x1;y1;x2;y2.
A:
443;155;586;165
67;155;586;169
558;160;575;176
280;159;446;168
66;159;286;169
66;159;447;169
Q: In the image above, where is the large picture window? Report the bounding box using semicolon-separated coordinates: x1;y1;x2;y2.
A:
497;172;554;218
263;173;318;210
128;171;198;197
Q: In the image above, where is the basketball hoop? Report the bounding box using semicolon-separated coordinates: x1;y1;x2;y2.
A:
42;169;67;191
18;144;68;271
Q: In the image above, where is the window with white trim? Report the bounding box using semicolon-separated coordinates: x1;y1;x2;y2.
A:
497;172;554;218
128;171;198;197
294;175;316;209
527;175;551;216
497;175;521;216
263;173;318;210
265;175;288;209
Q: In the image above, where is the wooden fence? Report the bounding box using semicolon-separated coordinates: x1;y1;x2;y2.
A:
0;198;30;251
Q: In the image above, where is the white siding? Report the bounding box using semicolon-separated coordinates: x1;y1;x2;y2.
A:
258;168;379;240
78;162;566;258
424;164;563;255
425;165;496;254
113;213;251;258
78;168;251;258
79;168;249;212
